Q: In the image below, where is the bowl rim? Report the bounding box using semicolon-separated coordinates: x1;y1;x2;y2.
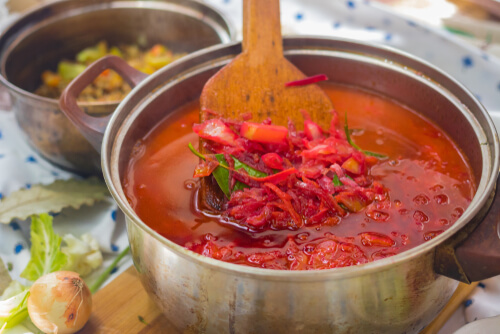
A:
0;0;237;107
103;36;500;281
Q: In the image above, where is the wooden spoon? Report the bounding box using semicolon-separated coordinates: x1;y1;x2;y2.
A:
199;0;333;209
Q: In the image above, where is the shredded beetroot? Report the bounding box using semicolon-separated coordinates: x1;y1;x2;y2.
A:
192;111;388;232
284;74;329;87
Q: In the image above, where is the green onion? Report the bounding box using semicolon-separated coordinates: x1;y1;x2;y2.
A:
332;174;343;186
344;113;388;159
89;246;130;294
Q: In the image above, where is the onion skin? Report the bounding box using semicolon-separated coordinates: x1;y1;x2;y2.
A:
27;271;92;334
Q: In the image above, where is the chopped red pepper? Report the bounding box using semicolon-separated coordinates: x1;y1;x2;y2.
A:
262;153;284;170
284;74;329;87
240;122;288;144
193;159;219;178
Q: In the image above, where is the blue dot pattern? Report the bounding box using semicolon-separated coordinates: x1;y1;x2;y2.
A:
14;243;24;254
9;222;20;231
385;33;392;42
346;1;355;9
111;210;117;221
25;156;37;163
333;22;341;29
478;282;486;288
25;183;31;189
295;13;303;21
0;130;2;139
111;244;119;252
462;56;473;68
110;266;118;274
464;299;473;308
0;193;3;200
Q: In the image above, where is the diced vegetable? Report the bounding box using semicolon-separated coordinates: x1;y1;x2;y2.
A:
240;122;288;144
193;119;239;146
261;153;284;170
193;160;219;178
108;46;123;58
76;41;108;63
41;71;61;88
304;120;323;140
57;61;86;81
341;157;362;175
35;41;186;102
335;192;368;213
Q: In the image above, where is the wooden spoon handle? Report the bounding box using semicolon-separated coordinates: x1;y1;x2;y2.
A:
242;0;282;57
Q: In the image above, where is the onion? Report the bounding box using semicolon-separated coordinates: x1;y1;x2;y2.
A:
27;271;92;334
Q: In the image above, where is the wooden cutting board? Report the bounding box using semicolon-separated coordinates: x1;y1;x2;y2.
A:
81;265;476;334
80;266;178;334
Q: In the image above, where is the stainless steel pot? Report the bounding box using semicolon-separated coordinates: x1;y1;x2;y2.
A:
0;0;235;176
59;37;500;333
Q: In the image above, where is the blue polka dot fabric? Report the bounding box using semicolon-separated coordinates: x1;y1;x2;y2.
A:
0;103;130;289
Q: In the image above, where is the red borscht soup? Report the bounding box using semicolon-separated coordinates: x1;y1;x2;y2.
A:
123;84;475;270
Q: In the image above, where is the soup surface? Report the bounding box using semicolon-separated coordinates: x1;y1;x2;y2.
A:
123;84;475;270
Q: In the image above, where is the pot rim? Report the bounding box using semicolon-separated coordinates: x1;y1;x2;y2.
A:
0;0;237;107
103;36;500;281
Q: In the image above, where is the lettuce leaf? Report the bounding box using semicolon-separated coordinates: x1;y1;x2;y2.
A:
0;281;25;301
20;214;67;281
0;289;29;329
62;233;103;277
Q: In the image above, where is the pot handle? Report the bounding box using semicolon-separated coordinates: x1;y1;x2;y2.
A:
59;55;148;153
435;177;500;283
455;177;500;282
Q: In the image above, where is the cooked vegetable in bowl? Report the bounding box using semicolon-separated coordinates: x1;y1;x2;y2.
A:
0;0;234;176
35;41;186;102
